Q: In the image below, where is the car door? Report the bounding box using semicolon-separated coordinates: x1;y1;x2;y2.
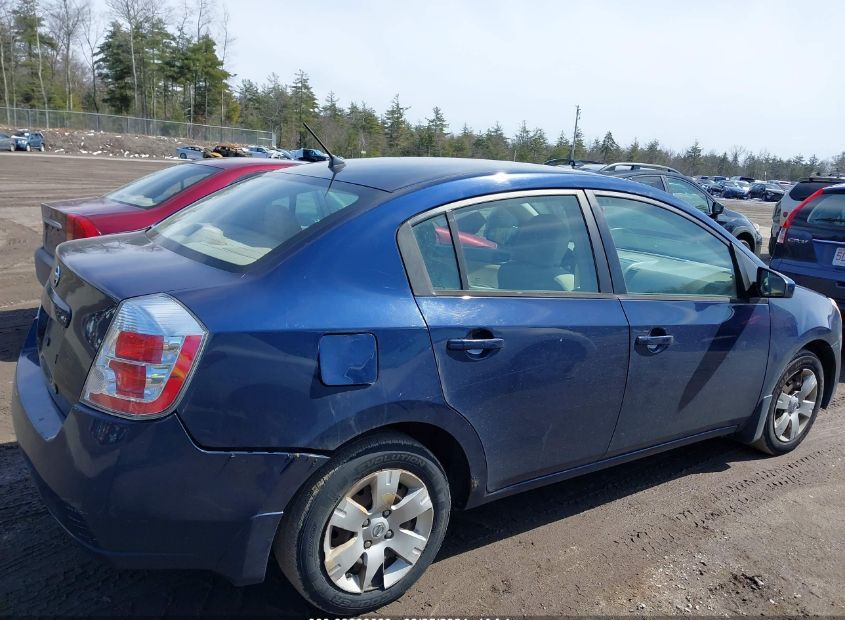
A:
399;190;630;491
591;192;770;455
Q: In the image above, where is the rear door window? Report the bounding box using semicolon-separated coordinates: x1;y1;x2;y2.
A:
406;194;600;294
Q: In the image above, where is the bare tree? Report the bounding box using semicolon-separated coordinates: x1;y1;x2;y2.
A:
106;0;154;115
217;1;232;125
48;0;86;110
78;0;101;111
33;1;50;126
0;0;10;122
194;0;213;41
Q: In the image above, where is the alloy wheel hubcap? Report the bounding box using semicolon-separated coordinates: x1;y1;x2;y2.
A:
773;368;818;443
322;469;434;594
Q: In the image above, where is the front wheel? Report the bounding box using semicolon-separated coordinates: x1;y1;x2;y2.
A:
275;432;451;614
39;144;45;152
754;350;823;455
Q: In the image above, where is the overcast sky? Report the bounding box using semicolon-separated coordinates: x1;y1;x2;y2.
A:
101;0;844;158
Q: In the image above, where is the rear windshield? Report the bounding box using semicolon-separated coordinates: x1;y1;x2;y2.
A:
107;164;217;209
153;173;380;267
789;181;835;202
806;194;845;227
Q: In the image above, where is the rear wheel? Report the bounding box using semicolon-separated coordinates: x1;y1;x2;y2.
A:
25;144;31;152
754;350;823;455
275;432;451;614
39;144;45;152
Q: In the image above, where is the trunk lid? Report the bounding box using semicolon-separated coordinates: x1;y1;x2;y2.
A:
37;231;242;415
40;197;138;256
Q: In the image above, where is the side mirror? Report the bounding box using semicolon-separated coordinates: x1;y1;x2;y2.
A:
756;267;795;298
710;202;725;218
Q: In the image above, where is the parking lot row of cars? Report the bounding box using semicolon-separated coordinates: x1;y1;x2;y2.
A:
0;129;46;152
176;143;330;162
694;175;793;202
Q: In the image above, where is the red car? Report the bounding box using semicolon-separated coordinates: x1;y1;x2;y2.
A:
34;158;300;285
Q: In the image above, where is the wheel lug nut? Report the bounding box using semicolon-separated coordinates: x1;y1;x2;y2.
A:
362;519;370;527
345;572;352;579
382;510;391;517
364;540;372;549
385;530;393;539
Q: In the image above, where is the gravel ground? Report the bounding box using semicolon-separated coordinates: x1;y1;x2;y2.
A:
0;153;842;616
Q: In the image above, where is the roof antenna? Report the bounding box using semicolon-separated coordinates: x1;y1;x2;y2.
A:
303;122;345;172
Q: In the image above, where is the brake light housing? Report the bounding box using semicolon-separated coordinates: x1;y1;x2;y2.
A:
777;188;825;245
82;294;207;418
66;213;100;241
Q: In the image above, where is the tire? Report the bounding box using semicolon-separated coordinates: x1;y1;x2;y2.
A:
39;144;45;152
739;238;752;251
179;152;187;159
275;432;451;614
753;350;824;455
25;144;31;152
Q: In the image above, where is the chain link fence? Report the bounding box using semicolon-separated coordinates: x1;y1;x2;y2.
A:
1;107;275;146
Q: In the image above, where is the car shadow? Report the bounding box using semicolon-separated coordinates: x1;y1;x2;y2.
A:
0;435;762;616
0;306;37;362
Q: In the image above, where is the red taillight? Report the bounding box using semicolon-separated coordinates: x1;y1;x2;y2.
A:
115;332;164;363
66;213;100;240
82;294;206;418
777;188;825;244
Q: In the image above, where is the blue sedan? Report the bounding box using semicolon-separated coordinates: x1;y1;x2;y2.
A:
12;158;841;614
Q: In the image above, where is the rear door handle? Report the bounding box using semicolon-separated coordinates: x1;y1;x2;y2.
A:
447;337;504;351
635;335;674;347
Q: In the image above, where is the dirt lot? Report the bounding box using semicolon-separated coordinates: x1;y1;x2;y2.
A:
1;153;843;616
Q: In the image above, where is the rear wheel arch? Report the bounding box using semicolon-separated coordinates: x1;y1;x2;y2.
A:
325;417;486;510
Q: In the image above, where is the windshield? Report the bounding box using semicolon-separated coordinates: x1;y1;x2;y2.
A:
107;164;216;209
153;173;381;267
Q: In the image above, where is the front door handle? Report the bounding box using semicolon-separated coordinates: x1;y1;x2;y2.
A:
447;337;504;351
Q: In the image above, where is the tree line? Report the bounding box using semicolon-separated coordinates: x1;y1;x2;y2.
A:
1;0;842;179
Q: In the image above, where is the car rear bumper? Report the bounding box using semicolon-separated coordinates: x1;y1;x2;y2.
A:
12;322;328;585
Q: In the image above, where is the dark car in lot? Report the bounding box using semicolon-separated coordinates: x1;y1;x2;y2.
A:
290;147;330;162
11;129;46;151
13;158;840;614
749;182;785;202
33;159;299;285
770;182;845;307
602;168;762;252
700;178;724;195
720;180;751;199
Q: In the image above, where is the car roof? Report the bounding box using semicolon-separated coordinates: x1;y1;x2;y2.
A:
603;169;694;182
279;157;585;192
